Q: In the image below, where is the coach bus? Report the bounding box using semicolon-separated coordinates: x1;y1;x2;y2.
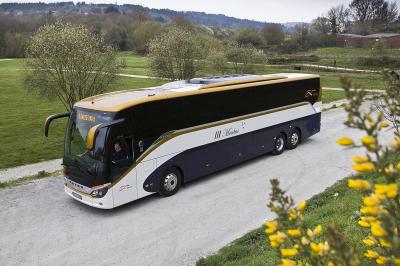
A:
45;73;322;209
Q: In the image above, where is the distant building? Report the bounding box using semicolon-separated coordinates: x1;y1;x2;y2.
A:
336;33;400;49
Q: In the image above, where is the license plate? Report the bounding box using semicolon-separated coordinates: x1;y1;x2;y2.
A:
72;192;82;200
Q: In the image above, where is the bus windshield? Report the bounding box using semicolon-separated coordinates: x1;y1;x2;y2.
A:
64;108;114;181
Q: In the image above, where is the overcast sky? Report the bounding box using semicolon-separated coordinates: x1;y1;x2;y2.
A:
4;0;400;23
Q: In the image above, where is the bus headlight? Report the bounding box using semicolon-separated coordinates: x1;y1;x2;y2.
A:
91;186;109;198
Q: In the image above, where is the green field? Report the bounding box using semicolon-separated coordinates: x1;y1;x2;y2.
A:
0;52;384;169
307;47;400;70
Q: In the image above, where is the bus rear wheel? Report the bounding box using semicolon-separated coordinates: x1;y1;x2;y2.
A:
159;167;182;197
287;129;300;150
272;133;286;155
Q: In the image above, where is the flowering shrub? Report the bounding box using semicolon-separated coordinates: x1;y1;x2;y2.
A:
336;75;400;265
265;179;359;266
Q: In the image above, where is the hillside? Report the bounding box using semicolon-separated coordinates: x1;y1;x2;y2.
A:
0;2;302;30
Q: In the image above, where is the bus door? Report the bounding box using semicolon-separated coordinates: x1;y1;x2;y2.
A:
111;135;138;206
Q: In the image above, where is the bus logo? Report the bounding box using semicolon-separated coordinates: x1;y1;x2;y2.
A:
78;113;96;122
305;89;318;98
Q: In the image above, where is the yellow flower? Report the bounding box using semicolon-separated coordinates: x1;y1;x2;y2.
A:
396;162;400;171
375;183;398;198
280;248;298;257
386;184;398;198
297;200;306;212
269;231;287;246
310;242;320;253
313;225;322;236
363;194;380;207
352;155;369;163
376;256;389;265
379;238;392;248
362;238;375;246
364;250;379;259
361;136;376;146
348;179;371;190
336;137;354;146
352;162;375;173
271;240;280;247
289;208;297;221
265;220;278;234
379;121;390;128
287;229;302;238
280;259;297;266
371;222;387;237
310;242;329;256
394;258;400;265
358;220;370;228
360;206;379;217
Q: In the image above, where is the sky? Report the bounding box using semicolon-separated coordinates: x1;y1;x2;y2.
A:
1;0;393;23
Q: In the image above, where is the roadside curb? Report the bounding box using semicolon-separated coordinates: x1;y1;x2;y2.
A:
0;159;62;183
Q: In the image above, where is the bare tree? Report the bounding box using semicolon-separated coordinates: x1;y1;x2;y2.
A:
24;21;120;111
327;5;351;33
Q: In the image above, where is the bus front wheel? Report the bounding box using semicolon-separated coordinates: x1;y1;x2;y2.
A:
272;133;286;155
159;167;182;197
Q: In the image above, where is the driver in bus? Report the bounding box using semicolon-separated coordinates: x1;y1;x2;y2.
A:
112;141;128;163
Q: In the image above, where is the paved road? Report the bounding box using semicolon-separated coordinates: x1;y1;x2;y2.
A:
0;107;374;266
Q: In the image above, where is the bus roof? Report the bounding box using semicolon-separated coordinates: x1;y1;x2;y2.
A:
74;73;319;112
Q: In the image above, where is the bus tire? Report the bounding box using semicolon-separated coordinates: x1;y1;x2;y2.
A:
272;133;286;155
159;167;182;197
287;129;300;150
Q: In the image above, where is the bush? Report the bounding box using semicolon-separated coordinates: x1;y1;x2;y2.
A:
267;55;320;65
354;56;400;68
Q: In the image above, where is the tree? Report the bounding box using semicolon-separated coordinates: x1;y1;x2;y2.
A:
261;23;285;46
128;20;162;54
24;21;120;111
225;42;266;74
311;17;331;34
349;0;399;33
233;28;264;48
327;5;351;33
170;15;195;32
148;27;203;80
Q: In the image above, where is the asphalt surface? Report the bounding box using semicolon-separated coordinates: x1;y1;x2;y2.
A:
0;107;375;266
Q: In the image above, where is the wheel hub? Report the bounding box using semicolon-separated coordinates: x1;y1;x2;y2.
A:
291;133;299;146
276;137;284;151
164;173;178;191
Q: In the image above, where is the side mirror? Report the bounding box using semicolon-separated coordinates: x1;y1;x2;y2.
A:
44;112;70;137
86;124;101;150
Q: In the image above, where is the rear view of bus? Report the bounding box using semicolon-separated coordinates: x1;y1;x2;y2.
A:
45;73;322;209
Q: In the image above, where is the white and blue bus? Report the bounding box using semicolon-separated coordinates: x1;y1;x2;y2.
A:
45;73;322;209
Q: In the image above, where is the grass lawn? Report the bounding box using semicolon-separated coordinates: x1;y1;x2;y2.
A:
321;90;345;103
0;58;164;169
307;47;400;70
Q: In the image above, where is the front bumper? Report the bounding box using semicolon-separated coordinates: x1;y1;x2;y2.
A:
64;183;114;209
